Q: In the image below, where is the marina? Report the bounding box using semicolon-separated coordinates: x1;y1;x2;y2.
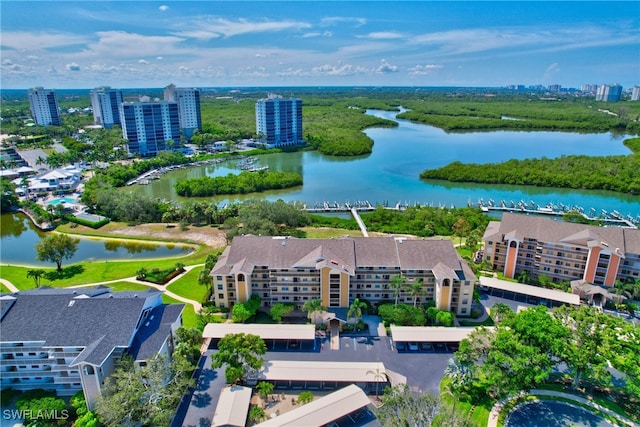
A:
474;198;640;228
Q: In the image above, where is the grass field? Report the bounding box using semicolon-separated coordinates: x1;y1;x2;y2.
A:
166;268;209;304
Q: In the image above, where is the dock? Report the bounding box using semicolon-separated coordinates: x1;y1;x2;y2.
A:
474;199;639;228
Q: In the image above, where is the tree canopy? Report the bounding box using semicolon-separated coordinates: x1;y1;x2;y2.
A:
211;333;267;384
456;305;640;402
35;233;80;271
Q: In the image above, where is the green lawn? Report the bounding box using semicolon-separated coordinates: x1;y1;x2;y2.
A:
166;268;208;303
0;283;11;293
0;248;211;291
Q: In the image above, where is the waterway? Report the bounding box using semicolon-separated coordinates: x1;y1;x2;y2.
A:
0;213;192;267
124;109;640;217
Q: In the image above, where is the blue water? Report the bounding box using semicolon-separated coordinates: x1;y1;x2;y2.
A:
506;400;615;427
0;213;192;266
47;197;77;205
127;109;640;217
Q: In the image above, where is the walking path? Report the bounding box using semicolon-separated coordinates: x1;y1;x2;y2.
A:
487;389;637;427
0;278;19;293
350;207;369;237
0;264;205;312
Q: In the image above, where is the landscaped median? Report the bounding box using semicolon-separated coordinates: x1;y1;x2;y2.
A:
491;388;638;427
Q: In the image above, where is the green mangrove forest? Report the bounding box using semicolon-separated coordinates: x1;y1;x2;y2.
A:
174;170;303;197
421;137;640;195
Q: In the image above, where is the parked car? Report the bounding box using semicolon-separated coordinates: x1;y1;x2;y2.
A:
395;342;406;351
408;342;419;351
435;342;446;351
420;342;433;351
448;342;459;352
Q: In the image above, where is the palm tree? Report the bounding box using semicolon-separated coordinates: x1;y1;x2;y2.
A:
388;275;405;307
444;356;472;391
26;269;46;287
347;298;367;329
407;280;425;307
302;298;326;324
516;270;531;285
366;367;388;400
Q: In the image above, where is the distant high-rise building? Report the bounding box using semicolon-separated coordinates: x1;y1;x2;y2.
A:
119;102;180;156
90;86;123;128
28;87;61;126
547;84;562;93
255;94;303;148
163;84;202;140
596;84;623;102
581;84;598;94
631;86;640;101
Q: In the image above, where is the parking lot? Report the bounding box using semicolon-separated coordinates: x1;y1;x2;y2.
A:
176;320;455;426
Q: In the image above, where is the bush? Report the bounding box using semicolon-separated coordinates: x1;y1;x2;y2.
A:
64;214;110;229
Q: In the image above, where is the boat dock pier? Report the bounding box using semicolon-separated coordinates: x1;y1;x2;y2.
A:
474;199;639;228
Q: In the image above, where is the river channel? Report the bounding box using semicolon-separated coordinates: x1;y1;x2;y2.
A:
125;109;640;217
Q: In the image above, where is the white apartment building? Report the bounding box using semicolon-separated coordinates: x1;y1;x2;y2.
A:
164;84;202;140
90;86;124;128
28;87;62;126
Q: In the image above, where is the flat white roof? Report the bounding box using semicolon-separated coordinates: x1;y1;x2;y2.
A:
390;326;486;343
255;384;370;427
203;323;316;341
211;385;252;427
479;276;580;305
258;360;388;383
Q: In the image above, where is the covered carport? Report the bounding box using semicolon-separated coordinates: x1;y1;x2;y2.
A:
256;360;397;393
203;323;317;351
479;276;580;307
255;384;372;427
390;325;486;351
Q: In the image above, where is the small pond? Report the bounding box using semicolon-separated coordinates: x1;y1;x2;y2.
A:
0;213;193;267
506;400;615;427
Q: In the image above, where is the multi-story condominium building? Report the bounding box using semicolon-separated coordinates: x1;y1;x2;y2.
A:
596;84;623;102
255;94;303;148
163;84;202;140
211;236;476;316
483;213;640;287
0;287;184;409
119;101;181;156
90;86;124;128
631;86;640;101
28;87;62;126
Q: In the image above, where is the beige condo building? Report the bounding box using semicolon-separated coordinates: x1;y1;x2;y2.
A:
210;236;476;315
483;213;640;287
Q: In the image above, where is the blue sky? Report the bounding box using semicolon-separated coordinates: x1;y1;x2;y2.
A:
1;1;638;89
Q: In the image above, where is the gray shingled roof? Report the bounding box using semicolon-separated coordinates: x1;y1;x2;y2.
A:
0;287;181;367
212;236;476;282
485;213;640;255
130;304;184;361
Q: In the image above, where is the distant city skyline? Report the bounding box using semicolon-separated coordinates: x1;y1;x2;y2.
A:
1;1;638;89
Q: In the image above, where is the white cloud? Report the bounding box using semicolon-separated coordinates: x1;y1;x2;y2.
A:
65;63;81;71
360;32;404;40
138;59;150;64
311;63;368;76
376;59;398;74
320;17;367;27
86;31;187;58
173;17;311;40
1;31;89;50
159;5;169;12
156;56;164;60
409;64;443;76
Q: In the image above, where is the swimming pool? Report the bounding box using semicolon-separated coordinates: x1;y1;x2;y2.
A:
47;197;77;205
506;400;615;427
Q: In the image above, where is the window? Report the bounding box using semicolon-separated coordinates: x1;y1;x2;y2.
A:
217;284;223;290
218;294;224;299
